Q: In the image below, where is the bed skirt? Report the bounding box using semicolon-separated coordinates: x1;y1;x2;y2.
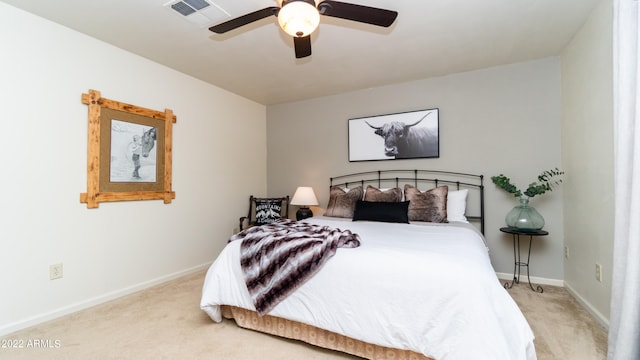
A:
221;305;433;360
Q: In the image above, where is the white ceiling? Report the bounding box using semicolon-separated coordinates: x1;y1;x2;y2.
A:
2;0;599;105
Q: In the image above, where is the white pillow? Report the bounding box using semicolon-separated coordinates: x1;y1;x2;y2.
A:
447;189;469;222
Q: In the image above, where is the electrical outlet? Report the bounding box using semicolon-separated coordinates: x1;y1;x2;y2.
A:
232;227;238;235
564;246;569;259
595;263;602;282
50;263;63;280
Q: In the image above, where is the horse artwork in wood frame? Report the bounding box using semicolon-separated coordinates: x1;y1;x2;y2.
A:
80;89;176;208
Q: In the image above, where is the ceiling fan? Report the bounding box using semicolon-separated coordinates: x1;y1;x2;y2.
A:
209;0;398;58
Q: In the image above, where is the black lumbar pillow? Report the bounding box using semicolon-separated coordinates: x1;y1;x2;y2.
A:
352;200;410;223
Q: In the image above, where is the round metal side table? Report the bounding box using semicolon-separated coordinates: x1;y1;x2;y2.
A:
500;227;548;293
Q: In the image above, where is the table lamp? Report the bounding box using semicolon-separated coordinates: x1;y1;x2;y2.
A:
291;186;319;220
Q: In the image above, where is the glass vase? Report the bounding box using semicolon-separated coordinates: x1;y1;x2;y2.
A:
505;197;545;231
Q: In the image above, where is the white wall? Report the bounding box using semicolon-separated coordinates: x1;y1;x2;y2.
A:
0;3;267;335
561;0;613;325
267;58;565;281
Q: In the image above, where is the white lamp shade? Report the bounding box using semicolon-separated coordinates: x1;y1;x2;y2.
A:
291;186;319;206
277;1;320;37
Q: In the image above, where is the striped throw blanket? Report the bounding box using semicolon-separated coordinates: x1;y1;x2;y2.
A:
229;219;361;315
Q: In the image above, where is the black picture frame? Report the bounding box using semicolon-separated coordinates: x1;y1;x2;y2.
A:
348;108;439;162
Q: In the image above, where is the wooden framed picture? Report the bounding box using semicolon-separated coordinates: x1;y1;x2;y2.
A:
348;108;439;162
80;89;176;208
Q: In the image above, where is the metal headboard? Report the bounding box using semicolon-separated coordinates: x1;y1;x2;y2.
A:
330;169;485;234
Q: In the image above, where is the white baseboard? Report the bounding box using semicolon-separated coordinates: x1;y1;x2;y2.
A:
496;272;564;287
0;262;212;337
564;282;610;330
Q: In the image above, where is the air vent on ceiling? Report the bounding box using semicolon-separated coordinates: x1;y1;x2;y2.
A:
164;0;230;28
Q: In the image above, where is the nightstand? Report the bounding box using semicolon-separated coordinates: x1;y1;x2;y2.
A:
500;227;548;293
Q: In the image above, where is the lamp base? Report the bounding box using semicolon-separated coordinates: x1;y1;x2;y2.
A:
296;207;313;221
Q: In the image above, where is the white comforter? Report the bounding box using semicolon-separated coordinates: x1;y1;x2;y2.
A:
201;216;536;360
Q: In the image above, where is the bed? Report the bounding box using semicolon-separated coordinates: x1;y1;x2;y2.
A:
201;170;536;360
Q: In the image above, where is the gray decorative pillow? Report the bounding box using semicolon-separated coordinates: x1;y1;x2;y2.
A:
364;185;403;202
325;186;364;218
254;199;283;225
404;184;448;223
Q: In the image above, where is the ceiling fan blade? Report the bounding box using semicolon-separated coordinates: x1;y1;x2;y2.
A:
209;7;279;34
293;35;312;58
317;0;397;27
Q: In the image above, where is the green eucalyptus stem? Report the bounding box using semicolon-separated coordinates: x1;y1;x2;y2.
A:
491;168;564;199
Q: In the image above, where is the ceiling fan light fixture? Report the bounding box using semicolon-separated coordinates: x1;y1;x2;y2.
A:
277;0;320;37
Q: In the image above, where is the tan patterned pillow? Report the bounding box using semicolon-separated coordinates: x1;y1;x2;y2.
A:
364;185;403;202
404;184;448;223
325;186;364;218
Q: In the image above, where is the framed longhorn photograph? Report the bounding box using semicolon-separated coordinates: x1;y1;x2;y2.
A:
348;108;439;162
80;89;176;208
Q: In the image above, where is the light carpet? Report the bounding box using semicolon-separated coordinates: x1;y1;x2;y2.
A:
0;270;607;359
